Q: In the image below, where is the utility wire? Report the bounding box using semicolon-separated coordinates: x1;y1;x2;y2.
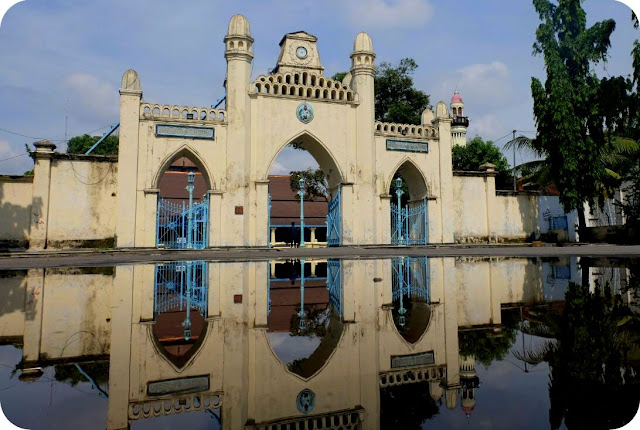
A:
0;124;116;164
0;124;113;143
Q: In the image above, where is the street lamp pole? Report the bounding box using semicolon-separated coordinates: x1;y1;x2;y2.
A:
183;261;192;340
298;178;306;248
398;257;406;327
186;171;195;249
299;258;306;330
395;177;404;246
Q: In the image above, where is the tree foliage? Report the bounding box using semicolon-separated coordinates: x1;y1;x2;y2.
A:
289;168;328;201
452;136;514;189
529;0;616;230
375;58;430;124
331;72;347;83
514;282;640;429
67;134;119;155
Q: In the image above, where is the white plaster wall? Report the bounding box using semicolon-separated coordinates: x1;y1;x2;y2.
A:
46;159;118;244
539;195;579;241
0;178;33;242
494;194;538;240
39;271;112;359
453;176;488;240
0;271;26;339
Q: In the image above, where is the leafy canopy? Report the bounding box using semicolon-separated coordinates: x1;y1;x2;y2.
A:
67;134;119;156
331;58;431;125
452;136;514;189
375;58;430;124
529;0;616;222
289;168;328;201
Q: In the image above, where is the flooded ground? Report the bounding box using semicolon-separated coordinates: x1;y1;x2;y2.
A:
0;256;638;429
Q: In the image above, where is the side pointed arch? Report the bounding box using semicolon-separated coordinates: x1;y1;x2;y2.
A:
387;158;429;200
265;130;344;191
153;145;214;190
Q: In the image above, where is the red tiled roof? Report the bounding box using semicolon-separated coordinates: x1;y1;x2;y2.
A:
269;175;328;225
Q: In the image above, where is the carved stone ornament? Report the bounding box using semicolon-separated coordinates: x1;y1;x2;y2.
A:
121;69;141;91
296;388;316;414
296;102;314;124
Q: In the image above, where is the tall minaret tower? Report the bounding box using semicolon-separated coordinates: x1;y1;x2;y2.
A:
450;89;469;147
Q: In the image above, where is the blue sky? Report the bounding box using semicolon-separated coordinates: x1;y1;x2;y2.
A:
0;0;638;175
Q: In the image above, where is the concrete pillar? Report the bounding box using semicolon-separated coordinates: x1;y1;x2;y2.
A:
442;258;460;390
209;191;223;246
142;189;158;247
29;140;56;250
115;70;142;248
482;163;498;242
23;269;45;364
224;15;253;248
350;32;376;245
270;227;276;246
106;265;135;430
310;227;316;246
269;260;276;278
310;260;317;277
379;194;391;244
434;103;454;243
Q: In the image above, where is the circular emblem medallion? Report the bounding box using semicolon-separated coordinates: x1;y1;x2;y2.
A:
296;102;314;124
296;388;316;414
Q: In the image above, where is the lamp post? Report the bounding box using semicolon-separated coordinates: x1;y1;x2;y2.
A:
299;258;306;330
298;178;306;248
186;171;195;249
398;257;406;327
395;177;404;246
182;261;192;340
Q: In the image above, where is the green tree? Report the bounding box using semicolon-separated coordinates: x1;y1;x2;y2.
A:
67;134;118;155
528;0;616;233
452;136;514;189
331;72;347;83
290;168;328;201
375;58;430;124
514;282;640;429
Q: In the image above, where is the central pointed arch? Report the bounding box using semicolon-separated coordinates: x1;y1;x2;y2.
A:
265;131;345;247
265;131;344;190
153;145;214;191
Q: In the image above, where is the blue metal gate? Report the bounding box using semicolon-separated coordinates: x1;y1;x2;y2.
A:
156;197;209;249
327;259;342;316
392;257;430;302
391;199;428;245
154;261;208;317
326;188;341;246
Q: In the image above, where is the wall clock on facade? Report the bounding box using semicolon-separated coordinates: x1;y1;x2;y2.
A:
296;46;308;59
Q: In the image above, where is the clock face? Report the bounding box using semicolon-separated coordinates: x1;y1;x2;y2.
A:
296;46;308;59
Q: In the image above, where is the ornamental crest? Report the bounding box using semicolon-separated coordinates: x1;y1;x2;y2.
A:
296;388;316;414
296;102;314;124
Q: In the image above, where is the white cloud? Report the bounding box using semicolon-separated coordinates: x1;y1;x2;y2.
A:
468;114;504;141
64;72;119;122
347;0;432;29
441;61;511;107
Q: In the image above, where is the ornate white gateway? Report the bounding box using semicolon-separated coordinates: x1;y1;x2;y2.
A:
111;14;531;248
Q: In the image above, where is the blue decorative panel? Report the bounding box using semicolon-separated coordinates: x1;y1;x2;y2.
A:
156;124;214;139
386;139;429;153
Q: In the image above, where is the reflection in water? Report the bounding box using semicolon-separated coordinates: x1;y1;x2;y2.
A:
391;257;430;343
267;259;344;379
153;261;209;369
0;257;638;429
